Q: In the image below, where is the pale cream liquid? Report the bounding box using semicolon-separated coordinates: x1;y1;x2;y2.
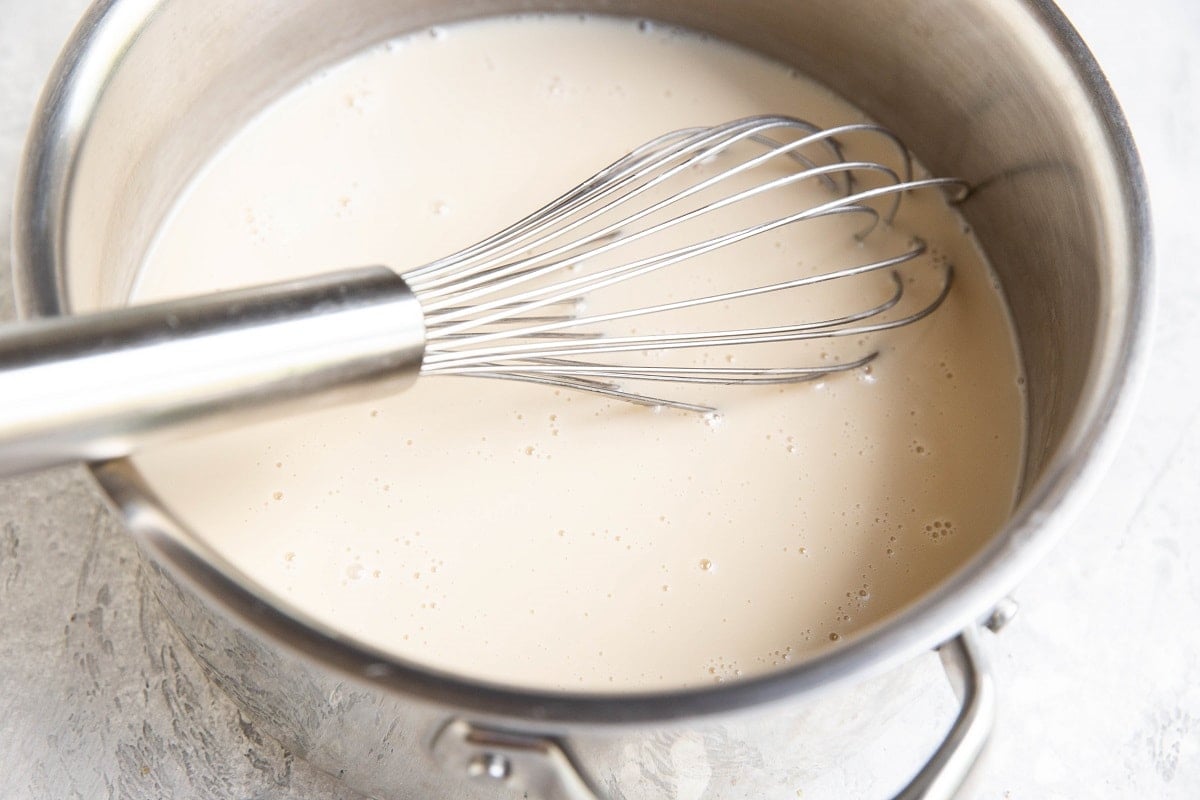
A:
131;15;1025;691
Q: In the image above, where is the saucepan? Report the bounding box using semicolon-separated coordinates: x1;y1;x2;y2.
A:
12;0;1150;797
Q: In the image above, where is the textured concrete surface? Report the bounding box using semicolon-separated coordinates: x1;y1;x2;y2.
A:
1;1;1197;798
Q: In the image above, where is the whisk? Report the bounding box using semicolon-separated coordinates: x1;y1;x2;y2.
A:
0;115;964;476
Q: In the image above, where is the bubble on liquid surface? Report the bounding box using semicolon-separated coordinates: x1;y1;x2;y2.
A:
924;519;957;541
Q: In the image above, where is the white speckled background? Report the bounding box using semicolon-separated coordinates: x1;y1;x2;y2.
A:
1;1;1196;798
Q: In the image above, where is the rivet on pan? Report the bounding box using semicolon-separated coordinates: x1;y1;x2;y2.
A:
467;752;512;781
983;597;1019;633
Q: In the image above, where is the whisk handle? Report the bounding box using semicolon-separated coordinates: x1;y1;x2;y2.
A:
0;266;424;477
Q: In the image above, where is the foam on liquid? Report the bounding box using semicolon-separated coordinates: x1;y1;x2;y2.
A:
130;15;1025;691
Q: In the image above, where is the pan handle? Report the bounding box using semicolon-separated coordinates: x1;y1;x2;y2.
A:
891;624;997;800
432;620;1006;800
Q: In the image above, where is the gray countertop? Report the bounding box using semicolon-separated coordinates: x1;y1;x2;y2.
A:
2;1;1198;798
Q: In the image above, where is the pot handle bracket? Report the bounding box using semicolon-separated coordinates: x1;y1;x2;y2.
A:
430;718;600;800
430;600;1016;800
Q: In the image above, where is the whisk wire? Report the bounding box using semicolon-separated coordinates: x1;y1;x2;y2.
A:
406;118;848;292
424;244;921;355
409;121;897;303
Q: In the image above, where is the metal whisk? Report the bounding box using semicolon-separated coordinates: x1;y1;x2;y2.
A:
0;115;964;476
410;115;962;411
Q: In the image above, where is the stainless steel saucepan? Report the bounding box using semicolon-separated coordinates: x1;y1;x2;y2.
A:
13;0;1150;798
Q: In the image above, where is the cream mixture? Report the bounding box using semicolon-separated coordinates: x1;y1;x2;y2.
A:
130;15;1025;691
